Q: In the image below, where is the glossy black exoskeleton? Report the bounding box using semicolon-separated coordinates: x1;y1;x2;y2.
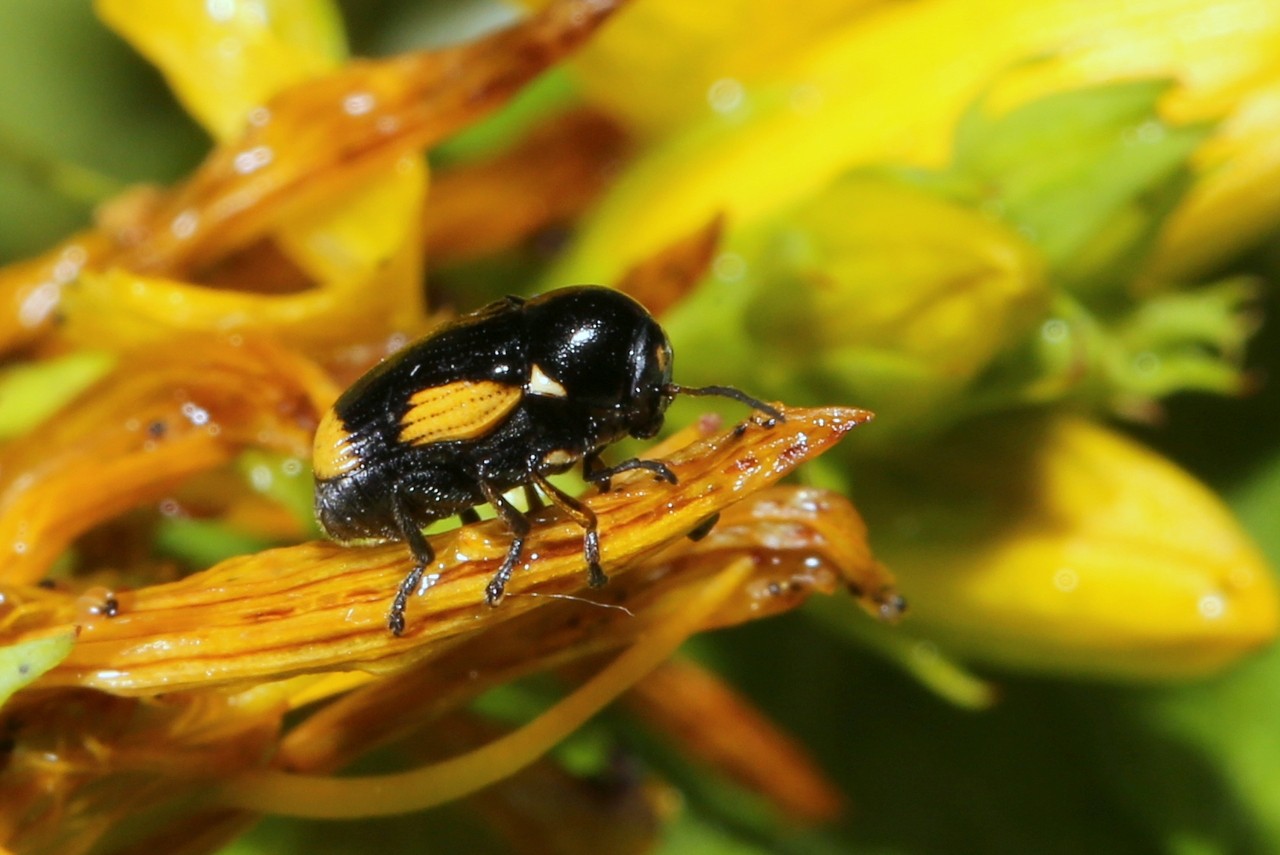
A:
313;286;780;634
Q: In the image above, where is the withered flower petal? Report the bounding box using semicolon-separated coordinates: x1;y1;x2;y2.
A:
0;0;626;355
424;109;631;266
625;658;846;824
14;406;882;694
0;337;330;586
272;484;888;775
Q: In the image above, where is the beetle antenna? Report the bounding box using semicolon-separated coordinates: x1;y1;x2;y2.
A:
665;384;784;422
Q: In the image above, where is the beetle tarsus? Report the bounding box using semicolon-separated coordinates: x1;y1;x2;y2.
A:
483;482;532;604
388;564;425;636
587;561;608;588
586;457;676;487
485;536;525;605
390;489;435;635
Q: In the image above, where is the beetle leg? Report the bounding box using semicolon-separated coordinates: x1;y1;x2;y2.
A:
531;473;606;588
686;511;721;542
522;484;545;512
481;482;531;604
388;489;435;636
582;452;610;492
458;507;482;525
585;457;677;489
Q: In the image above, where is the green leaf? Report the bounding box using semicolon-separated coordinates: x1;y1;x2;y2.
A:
952;79;1211;292
0;631;75;710
0;350;114;439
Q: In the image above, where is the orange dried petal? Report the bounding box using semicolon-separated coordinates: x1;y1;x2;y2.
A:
616;215;724;318
271;483;890;774
0;338;331;585
0;0;625;356
424;109;630;265
626;658;844;824
107;0;626;278
22;406;875;694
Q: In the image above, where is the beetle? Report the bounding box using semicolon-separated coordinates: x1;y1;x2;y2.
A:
313;285;781;635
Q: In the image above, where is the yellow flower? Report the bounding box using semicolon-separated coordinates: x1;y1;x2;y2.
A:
520;0;888;135
861;414;1277;681
0;6;908;852
551;0;1280;286
664;174;1048;438
96;0;347;141
539;0;1279;684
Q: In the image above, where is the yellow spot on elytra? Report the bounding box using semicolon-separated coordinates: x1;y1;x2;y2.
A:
313;409;360;481
399;380;521;446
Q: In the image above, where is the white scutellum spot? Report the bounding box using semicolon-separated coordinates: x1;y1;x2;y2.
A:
528;363;568;398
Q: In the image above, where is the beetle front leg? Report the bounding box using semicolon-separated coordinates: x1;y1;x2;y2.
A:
388;488;435;636
481;481;531;604
532;473;606;588
584;456;677;491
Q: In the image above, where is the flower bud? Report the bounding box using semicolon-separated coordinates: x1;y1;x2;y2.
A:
665;175;1048;439
859;414;1278;681
946;80;1208;295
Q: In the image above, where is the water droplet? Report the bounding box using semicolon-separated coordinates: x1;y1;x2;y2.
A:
790;83;823;115
1041;318;1069;343
713;252;747;282
205;0;234;21
1198;593;1226;620
18;282;60;329
233;145;273;175
180;402;210;427
249;465;273;492
171;210;199;240
1133;351;1160;374
343;92;376;116
707;78;745;114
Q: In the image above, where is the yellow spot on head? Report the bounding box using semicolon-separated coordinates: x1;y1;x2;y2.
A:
313;409;360;481
654;342;671;374
400;380;522;446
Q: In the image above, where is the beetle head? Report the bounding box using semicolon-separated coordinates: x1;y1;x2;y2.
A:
625;319;674;439
525;287;674;439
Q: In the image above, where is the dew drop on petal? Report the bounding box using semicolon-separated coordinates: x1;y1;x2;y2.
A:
707;77;745;114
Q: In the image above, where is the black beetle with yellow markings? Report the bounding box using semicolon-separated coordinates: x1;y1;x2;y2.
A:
314;285;781;635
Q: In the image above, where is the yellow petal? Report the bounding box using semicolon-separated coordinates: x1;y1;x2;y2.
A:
870;415;1278;681
748;175;1047;389
529;0;888;135
555;0;1280;285
95;0;347;140
1147;83;1280;281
